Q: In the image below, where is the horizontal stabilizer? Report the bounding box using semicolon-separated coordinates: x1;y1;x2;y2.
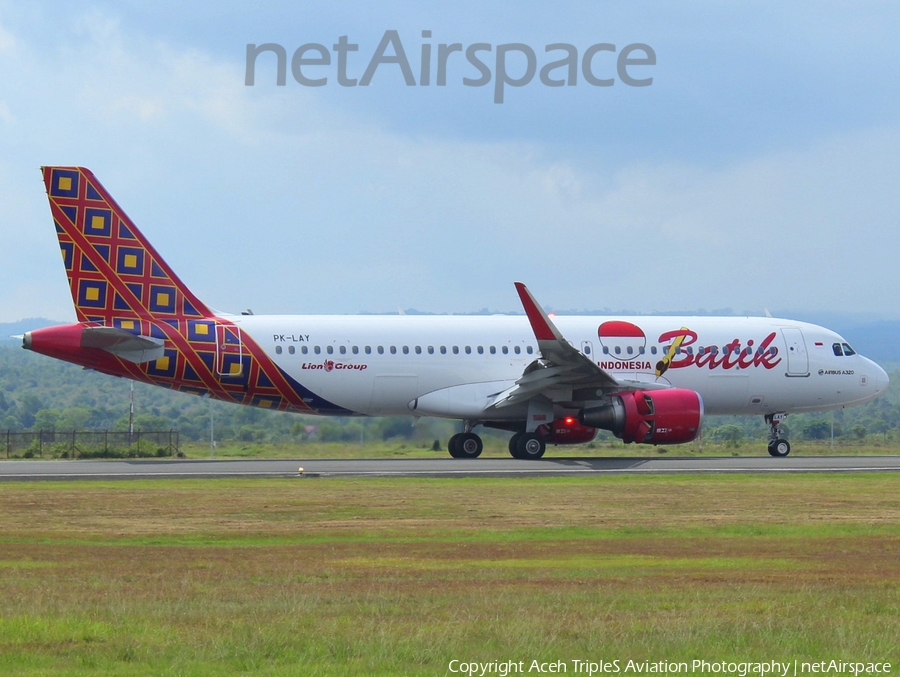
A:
81;326;165;364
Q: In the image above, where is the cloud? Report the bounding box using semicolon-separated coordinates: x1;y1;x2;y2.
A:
0;4;898;324
0;18;15;53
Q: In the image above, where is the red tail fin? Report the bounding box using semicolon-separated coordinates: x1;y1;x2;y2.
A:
42;166;212;324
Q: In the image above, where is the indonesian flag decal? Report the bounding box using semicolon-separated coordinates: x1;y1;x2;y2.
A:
598;321;647;356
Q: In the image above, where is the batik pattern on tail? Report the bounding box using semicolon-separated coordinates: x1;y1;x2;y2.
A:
41;166;350;415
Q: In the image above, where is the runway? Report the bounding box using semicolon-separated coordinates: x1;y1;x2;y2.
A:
1;455;900;480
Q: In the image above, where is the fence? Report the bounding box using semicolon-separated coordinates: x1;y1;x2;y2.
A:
2;430;180;459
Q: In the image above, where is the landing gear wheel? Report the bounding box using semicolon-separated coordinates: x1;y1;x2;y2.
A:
508;432;524;459
767;439;791;457
455;432;483;459
764;413;790;457
515;433;546;460
447;433;462;458
448;432;483;458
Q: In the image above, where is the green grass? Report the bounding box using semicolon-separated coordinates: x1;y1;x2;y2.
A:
0;474;898;675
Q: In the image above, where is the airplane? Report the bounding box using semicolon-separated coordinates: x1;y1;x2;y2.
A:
22;166;889;459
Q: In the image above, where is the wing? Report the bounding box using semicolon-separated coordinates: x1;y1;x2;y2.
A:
487;283;666;410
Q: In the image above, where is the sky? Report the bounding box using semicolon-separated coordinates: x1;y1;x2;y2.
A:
0;1;898;323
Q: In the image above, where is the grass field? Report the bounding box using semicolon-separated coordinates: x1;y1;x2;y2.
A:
0;474;898;675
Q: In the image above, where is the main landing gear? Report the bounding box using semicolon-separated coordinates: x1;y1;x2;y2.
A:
507;432;546;460
447;431;483;458
765;413;791;457
446;428;548;460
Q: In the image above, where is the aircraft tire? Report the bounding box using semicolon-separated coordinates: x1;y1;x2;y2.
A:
447;433;463;458
767;439;791;457
508;432;524;459
515;433;546;460
455;432;483;458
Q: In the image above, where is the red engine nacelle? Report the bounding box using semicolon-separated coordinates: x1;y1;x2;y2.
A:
537;416;598;445
578;389;703;445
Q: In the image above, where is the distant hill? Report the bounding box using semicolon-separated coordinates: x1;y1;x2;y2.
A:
0;319;60;343
832;321;900;365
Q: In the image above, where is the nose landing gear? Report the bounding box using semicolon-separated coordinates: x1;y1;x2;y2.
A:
765;413;791;457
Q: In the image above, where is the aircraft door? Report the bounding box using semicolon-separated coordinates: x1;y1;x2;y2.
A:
216;323;244;377
781;327;809;376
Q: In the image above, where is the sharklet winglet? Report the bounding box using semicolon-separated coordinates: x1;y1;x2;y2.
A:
515;282;565;344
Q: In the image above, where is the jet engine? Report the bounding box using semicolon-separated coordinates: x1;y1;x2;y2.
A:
578;389;703;445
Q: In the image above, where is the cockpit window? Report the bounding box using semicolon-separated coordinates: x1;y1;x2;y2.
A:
832;343;843;357
842;343;856;356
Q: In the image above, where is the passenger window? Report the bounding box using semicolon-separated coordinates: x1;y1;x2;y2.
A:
427;346;434;354
526;346;533;354
402;346;409;354
651;346;657;355
502;346;509;355
415;346;422;354
452;346;459;354
326;346;333;354
614;346;621;355
365;346;371;354
477;346;484;354
639;346;644;354
584;345;591;355
314;346;321;354
390;346;397;355
465;346;471;354
288;345;295;355
490;346;496;354
275;345;282;355
352;346;358;354
842;343;856;356
603;346;609;355
440;346;447;354
339;346;346;355
514;346;521;354
626;346;633;355
301;346;308;354
377;346;384;354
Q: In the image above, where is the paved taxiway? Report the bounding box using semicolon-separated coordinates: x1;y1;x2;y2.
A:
1;456;900;480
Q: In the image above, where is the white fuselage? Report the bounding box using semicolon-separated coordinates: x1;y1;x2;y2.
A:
229;314;889;419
